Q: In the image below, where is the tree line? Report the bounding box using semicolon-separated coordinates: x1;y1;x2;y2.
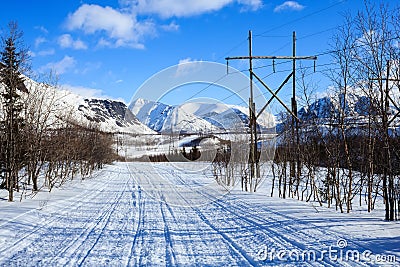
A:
271;1;400;221
0;22;116;202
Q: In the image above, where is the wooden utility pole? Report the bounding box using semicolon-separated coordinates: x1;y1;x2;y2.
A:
291;31;298;178
226;31;317;191
248;30;258;184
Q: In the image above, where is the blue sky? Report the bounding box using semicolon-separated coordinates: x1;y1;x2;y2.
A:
0;0;382;111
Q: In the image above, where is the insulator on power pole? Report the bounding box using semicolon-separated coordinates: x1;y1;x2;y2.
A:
273;59;276;73
226;60;229;74
314;60;316;73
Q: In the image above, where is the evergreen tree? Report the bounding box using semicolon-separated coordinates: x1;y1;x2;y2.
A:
0;21;29;201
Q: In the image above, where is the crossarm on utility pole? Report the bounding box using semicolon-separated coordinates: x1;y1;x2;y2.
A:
225;56;317;60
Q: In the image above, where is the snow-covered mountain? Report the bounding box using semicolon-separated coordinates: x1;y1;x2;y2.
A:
129;98;174;132
0;77;155;135
77;98;154;134
296;92;388;122
129;98;276;134
181;102;275;132
129;98;220;133
276;91;400;134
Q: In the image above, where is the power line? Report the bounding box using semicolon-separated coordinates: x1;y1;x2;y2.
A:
184;74;228;102
215;38;248;62
253;34;291;38
181;0;348;104
314;34;400;58
181;0;349;105
183;14;400;112
298;27;338;40
255;0;347;36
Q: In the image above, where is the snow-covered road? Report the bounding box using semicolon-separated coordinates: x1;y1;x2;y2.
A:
0;162;398;266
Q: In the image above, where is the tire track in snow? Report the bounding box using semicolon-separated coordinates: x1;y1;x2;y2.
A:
3;162;377;266
76;171;135;266
208;199;337;267
0;169;114;230
149;165;260;267
126;184;146;267
125;164;150;267
160;196;178;266
46;169;131;266
146;165;222;266
143;164;309;266
127;164;242;266
192;206;260;267
170;167;375;267
162;167;333;267
127;165;178;266
231;199;375;266
0;169;116;264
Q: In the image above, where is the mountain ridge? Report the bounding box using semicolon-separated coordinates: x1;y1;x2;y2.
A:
0;76;155;135
129;98;276;134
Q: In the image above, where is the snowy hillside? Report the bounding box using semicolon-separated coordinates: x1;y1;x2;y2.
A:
181;102;275;132
130;98;276;133
129;98;220;133
297;92;399;122
1;77;155;135
298;94;369;121
129;98;175;132
275;91;400;134
77;98;154;134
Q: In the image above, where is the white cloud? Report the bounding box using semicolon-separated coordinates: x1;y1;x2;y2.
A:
96;37;145;49
62;84;126;102
175;58;203;77
274;1;304;13
73;40;87;50
135;0;231;18
178;58;194;65
65;4;155;48
161;21;179;32
66;5;134;37
34;26;49;34
58;34;88;50
123;0;262;18
41;55;76;75
65;1;262;49
38;48;55;56
238;0;262;11
97;37;113;48
34;37;47;48
62;84;107;99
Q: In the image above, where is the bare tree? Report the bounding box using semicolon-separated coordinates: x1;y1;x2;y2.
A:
21;72;64;192
329;12;359;213
352;0;400;221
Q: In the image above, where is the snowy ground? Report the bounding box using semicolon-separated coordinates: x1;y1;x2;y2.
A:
0;162;399;266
